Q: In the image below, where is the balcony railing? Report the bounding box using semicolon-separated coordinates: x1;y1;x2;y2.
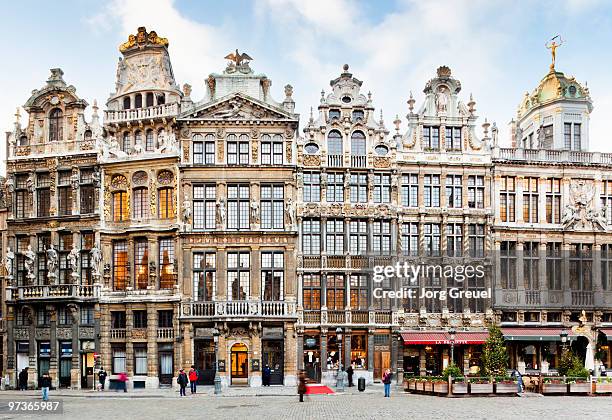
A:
300;310;395;325
157;327;175;340
10;140;96;158
104;103;180;124
525;291;541;305
110;328;127;339
328;311;345;324
181;300;297;319
495;147;612;165
10;284;100;300
303;256;321;269
351;310;369;324
571;291;593;306
351;155;366;168
328;154;343;167
303;311;321;324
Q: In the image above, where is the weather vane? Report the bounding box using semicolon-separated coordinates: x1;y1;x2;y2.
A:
224;49;253;66
545;35;564;70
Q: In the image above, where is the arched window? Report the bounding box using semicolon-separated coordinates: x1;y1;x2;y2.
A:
135;93;142;109
84;130;92;141
146;129;154;151
327;130;343;155
49;108;63;142
133;187;149;219
146;92;154;107
351;131;366;155
123;97;131;110
157;93;165;105
18;135;29;146
113;191;128;221
134;130;142;148
122;132;130;152
158;187;175;219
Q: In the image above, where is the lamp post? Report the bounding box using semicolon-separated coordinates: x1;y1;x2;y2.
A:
449;327;456;366
335;327;344;391
560;329;568;352
213;328;221;395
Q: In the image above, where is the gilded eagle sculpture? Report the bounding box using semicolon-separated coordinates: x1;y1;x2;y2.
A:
225;49;253;66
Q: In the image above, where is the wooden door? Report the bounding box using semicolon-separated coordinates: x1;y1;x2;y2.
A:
374;351;391;381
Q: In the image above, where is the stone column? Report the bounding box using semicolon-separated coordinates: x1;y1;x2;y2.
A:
251;246;261;299
217;248;227;300
285;323;297;386
367;328;375;376
146;304;158;385
593;244;603;306
71;310;80;389
296;330;304;371
320;328;328;373
516;176;524;223
125;305;134;377
516;241;525;301
49;306;58;388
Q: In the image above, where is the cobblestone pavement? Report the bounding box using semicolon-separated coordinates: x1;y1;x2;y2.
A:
0;389;610;420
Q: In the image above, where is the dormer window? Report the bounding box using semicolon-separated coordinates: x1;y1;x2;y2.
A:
352;110;364;122
49;108;63;142
374;145;388;156
423;126;440;150
341;96;352;103
445;127;462;150
329;109;341;120
305;143;319;154
84;130;92;141
568;85;577;96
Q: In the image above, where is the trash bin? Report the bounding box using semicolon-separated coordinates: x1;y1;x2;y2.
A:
358;377;366;392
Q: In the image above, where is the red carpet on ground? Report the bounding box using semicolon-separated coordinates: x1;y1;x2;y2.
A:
306;384;335;394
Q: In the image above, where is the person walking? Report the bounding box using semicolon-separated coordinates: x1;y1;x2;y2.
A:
346;364;354;387
177;368;188;397
40;372;51;402
98;369;107;391
297;370;307;402
188;365;198;394
118;371;128;393
18;368;28;391
262;365;271;386
382;369;392;398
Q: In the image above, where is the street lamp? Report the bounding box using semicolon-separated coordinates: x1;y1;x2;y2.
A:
335;327;344;391
449;327;456;366
560;329;568;351
213;328;221;395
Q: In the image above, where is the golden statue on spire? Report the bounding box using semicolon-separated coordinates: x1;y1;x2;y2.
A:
545;35;564;70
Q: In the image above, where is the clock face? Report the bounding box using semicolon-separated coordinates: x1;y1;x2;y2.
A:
50;96;59;105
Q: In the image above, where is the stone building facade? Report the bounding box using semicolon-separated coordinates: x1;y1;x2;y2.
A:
1;28;611;388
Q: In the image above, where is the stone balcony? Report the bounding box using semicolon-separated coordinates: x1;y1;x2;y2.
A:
493;147;612;165
180;300;297;320
299;255;393;270
9;139;96;158
495;289;601;308
7;284;100;301
300;309;393;326
104;103;180;124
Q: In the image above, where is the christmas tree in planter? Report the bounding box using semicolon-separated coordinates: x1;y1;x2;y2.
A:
482;325;509;376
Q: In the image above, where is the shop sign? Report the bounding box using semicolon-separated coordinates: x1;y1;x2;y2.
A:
251;359;260;371
262;327;284;340
218;360;226;372
82;341;95;351
305;338;317;348
195;328;215;338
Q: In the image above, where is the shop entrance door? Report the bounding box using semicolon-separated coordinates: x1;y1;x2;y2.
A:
159;351;174;386
374;351;390;382
81;352;94;389
195;340;216;385
262;340;284;385
231;343;248;385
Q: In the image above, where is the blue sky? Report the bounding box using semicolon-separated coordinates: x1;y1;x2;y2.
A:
1;0;611;169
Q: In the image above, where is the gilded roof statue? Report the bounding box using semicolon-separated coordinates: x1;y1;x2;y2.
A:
545;35;563;70
119;26;169;52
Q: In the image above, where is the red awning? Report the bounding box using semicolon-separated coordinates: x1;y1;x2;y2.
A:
401;331;488;345
600;328;612;340
502;327;577;341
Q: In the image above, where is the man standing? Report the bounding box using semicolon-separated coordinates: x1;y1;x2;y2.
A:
346;364;354;387
118;371;128;393
177;369;188;397
18;368;28;391
297;370;307;402
40;372;51;401
382;369;392;398
98;369;107;391
262;365;271;386
188;365;198;394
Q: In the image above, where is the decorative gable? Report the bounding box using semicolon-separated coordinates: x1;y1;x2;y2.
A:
180;93;297;122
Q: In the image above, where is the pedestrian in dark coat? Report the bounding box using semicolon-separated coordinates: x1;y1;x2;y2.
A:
262;365;271;386
177;368;188;396
18;368;28;391
298;370;307;402
346;364;354;387
98;369;107;391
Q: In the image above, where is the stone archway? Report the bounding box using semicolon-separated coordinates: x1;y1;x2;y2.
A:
230;343;249;386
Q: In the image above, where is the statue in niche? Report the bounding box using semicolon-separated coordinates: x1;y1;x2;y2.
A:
250;199;259;223
90;242;103;277
23;245;35;282
435;86;449;114
46;245;58;281
4;247;15;278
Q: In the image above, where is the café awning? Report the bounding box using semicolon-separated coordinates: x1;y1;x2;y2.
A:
401;331;488;345
501;327;577;342
599;328;612;340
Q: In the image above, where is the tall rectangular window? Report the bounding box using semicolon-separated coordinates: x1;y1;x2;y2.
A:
446;223;463;257
423;126;440;150
80;169;95;214
134;239;149;290
260;184;284;229
373;173;391;203
133;188;148;220
302;274;321;310
523;177;539;223
261;252;284;300
159;238;175;289
601;244;612;291
499;176;515;222
158;187;175;219
445;127;462;150
468;224;485;257
564;123;581;150
349;220;367;255
113;191;128;222
546;243;562;290
15;175;28;219
326;173;344;203
260;134;283;165
112;346;126;374
227;134;249;165
401;223;418;256
424;223;440;256
134;346;147;376
80;232;94;285
401;174;418;207
468;175;484;209
158;310;173;328
193;184;216;230
573;123;581;150
227;184;250;230
37;234;51;284
58;233;73;284
372;220;391;255
569;244;592;291
302;219;321;255
228;252;249;300
326;219;344;255
546;178;562;223
445;175;462;208
564;122;572;149
133;310;147;329
16;236;29;286
57;171;71;216
500;241;517;289
601;180;612;225
326;274;345;310
350;274;368;309
303;172;320;202
113;241;128;291
193;252;216;301
523;242;539;290
424;174;440;207
193;134;215;165
37;173;51;217
350;173;367;203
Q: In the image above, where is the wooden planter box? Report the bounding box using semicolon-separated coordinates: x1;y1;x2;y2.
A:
569;382;590;393
424;381;433;392
470;383;494;394
496;383;518;394
452;383;469;394
408;380;417;391
542;383;567;394
433;382;449;393
594;383;612;394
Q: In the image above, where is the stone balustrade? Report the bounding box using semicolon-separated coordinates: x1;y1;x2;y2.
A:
10;140;96;158
494;147;612;165
9;284;100;300
104;102;180;124
181;300;297;319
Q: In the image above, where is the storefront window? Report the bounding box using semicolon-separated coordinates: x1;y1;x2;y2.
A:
350;333;367;369
326;334;341;369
